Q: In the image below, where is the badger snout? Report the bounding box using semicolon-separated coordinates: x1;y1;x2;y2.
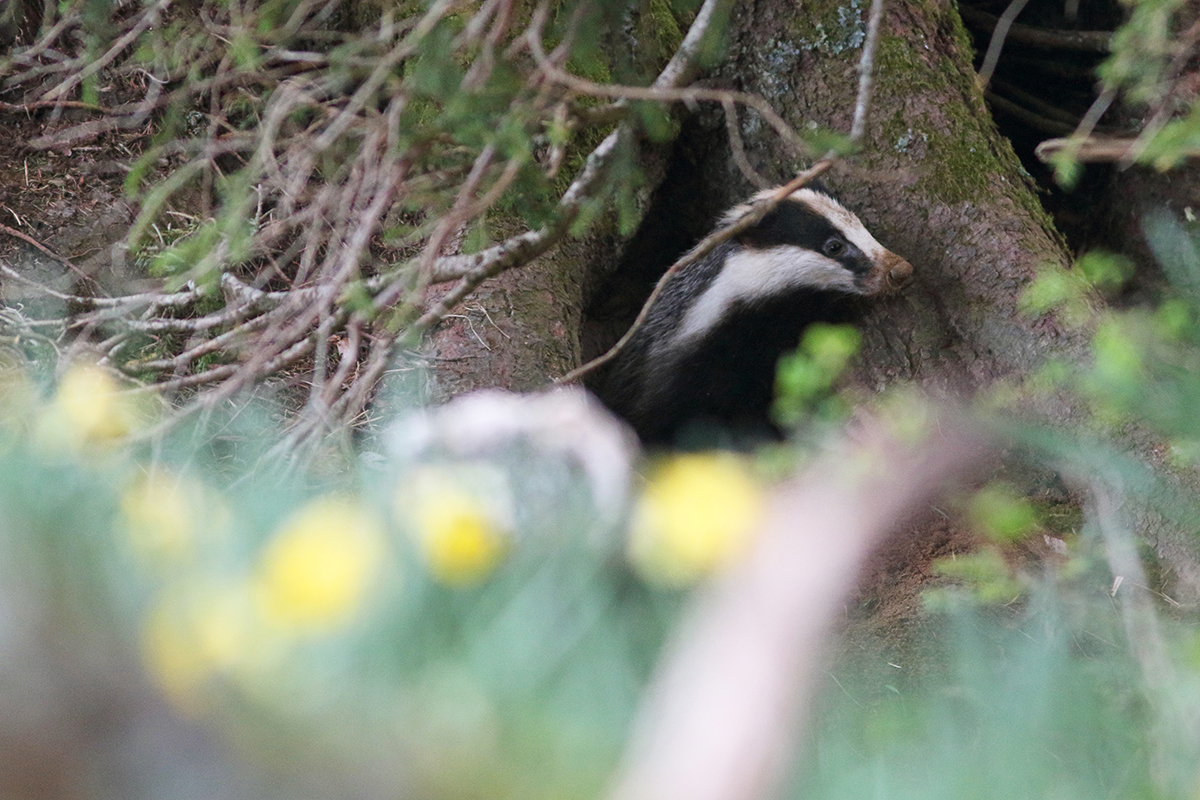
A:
883;251;913;290
862;250;912;295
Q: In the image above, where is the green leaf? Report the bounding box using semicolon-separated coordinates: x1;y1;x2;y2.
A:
1087;317;1145;407
968;484;1040;544
1048;148;1082;190
230;30;261;72
631;101;674;143
1076;251;1133;292
802;126;857;157
772;323;860;428
407;24;464;100
1018;267;1083;316
930;549;1024;605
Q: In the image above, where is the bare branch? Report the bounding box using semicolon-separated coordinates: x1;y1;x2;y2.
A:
958;6;1111;53
1037;136;1200;163
396;0;739;290
653;0;731;90
41;0;171;102
0;99;112;113
987;92;1078;136
722;99;771;189
2;0;753;449
402;128;626;334
0;223;93;284
977;0;1033;90
529;50;813;159
850;0;886;140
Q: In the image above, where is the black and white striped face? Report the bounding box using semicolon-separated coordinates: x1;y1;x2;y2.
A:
673;187;912;347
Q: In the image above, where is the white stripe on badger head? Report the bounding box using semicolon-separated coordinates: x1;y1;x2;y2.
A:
666;245;857;352
791;188;892;265
721;187;892;266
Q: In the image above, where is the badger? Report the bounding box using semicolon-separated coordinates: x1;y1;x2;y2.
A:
591;185;913;447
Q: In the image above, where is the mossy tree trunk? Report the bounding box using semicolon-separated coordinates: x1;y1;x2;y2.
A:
415;0;1093;404
409;0;1100;642
703;0;1083;398
437;0;1087;406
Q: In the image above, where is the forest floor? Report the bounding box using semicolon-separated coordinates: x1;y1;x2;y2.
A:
0;109;137;312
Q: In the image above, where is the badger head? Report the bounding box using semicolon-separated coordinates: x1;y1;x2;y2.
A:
668;187;913;350
725;186;912;293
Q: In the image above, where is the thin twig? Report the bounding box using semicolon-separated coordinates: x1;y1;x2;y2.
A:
990;79;1092;128
850;0;885;141
977;0;1033;89
0;223;94;284
1033;85;1118;164
531;50;813;159
722;99;770;189
4;0;741;451
987;92;1078;136
0;99;112;113
958;6;1111;52
1036;136;1200;163
41;0;170;102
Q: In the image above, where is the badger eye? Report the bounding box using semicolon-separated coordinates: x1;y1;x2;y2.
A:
822;238;845;257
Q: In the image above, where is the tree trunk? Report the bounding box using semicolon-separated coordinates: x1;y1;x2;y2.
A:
413;0;1200;619
696;0;1083;395
424;0;1085;403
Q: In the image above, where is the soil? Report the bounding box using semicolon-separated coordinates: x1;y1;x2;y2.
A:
831;512;981;682
0;109;138;308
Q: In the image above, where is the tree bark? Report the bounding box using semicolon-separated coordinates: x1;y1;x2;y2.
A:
682;0;1084;397
426;0;1089;406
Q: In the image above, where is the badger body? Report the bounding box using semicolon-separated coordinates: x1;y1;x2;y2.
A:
593;186;912;447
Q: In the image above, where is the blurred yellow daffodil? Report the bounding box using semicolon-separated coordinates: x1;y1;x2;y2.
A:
121;470;223;564
254;496;387;633
142;581;271;711
629;453;764;586
398;466;512;587
35;361;142;452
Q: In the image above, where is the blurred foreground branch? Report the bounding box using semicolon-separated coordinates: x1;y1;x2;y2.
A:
608;410;988;800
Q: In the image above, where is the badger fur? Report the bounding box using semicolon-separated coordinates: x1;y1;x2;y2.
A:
592;186;913;447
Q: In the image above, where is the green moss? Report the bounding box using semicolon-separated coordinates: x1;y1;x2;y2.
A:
788;0;866;55
873;37;986;205
943;0;981;64
872;29;1050;228
642;0;685;62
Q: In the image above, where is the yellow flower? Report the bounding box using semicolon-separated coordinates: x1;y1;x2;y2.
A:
399;466;511;587
416;501;508;587
629;453;764;587
254;496;386;633
121;470;216;563
142;581;267;711
57;362;135;439
35;361;141;452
